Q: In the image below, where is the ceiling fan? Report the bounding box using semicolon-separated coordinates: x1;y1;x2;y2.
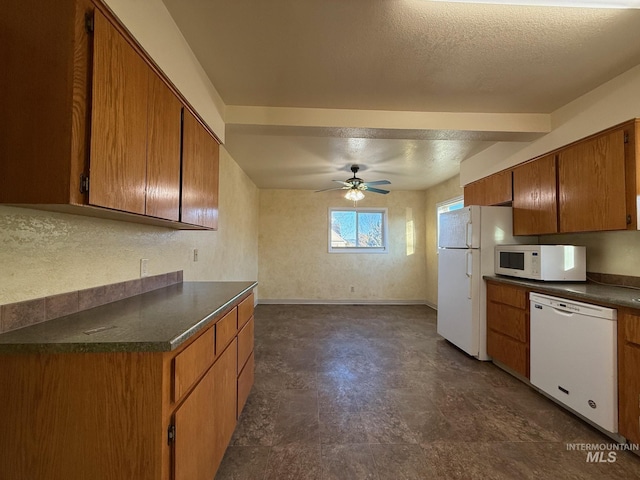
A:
316;165;391;201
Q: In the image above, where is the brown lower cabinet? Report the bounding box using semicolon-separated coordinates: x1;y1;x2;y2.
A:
486;280;530;378
618;309;640;445
0;292;255;480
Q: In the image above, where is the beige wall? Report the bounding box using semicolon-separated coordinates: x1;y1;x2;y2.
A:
258;189;427;302
540;231;640;276
424;176;463;307
0;148;259;304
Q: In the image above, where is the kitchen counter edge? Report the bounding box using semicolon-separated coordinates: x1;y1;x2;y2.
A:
0;281;258;355
484;275;640;310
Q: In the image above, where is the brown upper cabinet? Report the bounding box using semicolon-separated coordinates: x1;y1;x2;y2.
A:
512;154;558;235
0;0;219;229
474;120;639;235
463;170;512;207
181;111;220;229
557;127;628;233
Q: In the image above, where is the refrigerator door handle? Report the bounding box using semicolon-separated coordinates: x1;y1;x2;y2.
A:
465;221;472;247
465;250;472;299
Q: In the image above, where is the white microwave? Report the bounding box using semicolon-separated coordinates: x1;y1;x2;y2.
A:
494;245;586;281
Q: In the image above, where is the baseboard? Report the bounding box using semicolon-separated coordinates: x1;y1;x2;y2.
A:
257;299;430;305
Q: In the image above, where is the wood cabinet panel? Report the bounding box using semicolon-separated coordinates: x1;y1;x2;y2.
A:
484;170;513;206
238;317;254;372
486;280;529;379
89;9;149;214
238;352;254;417
0;352;163;480
0;0;86;205
181;110;220;229
174;363;217;480
212;339;238;475
487;330;528;378
486;282;527;309
625;313;640;345
464;170;512;207
216;308;237;355
146;72;182;221
487;303;527;342
173;327;214;403
464;180;485;206
238;293;255;329
513;154;558;235
558;129;627;233
619;311;640;445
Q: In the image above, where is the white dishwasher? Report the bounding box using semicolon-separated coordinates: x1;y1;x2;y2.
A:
530;292;618;433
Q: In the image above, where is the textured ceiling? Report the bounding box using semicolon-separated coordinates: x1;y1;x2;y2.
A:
161;0;640;190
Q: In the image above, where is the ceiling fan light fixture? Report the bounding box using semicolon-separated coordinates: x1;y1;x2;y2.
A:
345;189;365;202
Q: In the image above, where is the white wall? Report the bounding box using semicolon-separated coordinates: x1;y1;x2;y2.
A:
258;189;427;303
0;147;259;305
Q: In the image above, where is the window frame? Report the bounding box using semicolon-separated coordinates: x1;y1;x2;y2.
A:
328;207;389;254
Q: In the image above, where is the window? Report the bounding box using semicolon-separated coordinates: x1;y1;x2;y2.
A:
329;208;388;253
436;196;464;251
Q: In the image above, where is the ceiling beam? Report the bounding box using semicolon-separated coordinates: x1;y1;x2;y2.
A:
225;106;551;135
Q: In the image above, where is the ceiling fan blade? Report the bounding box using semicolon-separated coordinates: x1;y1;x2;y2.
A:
332;180;352;187
315;186;349;193
364;187;390;194
363;180;391;186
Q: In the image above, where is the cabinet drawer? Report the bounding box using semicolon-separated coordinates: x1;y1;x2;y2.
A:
238;293;254;329
216;308;237;356
237;352;254;417
238;317;254;373
487;302;527;342
624;313;640;346
487;330;528;378
173;327;214;402
487;282;527;309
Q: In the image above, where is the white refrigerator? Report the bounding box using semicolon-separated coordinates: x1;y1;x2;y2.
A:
437;206;534;360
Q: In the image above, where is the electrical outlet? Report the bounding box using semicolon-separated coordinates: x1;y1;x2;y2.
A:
350;286;355;293
140;258;149;278
193;249;199;262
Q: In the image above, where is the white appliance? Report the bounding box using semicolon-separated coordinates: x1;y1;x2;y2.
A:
530;293;618;434
495;244;586;281
437;206;535;360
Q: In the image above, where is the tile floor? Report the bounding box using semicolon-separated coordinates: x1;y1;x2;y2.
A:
216;304;640;479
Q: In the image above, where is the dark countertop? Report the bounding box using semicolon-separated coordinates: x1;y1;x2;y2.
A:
0;281;257;354
485;275;640;310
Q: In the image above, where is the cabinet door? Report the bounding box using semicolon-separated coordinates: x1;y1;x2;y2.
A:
174;364;217;480
90;10;149;214
212;339;238;475
484;170;513;206
558;129;627;233
464;171;512;206
146;72;182;221
619;312;640;444
486;282;529;378
513;155;558;235
463;179;485;206
181;110;220;229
